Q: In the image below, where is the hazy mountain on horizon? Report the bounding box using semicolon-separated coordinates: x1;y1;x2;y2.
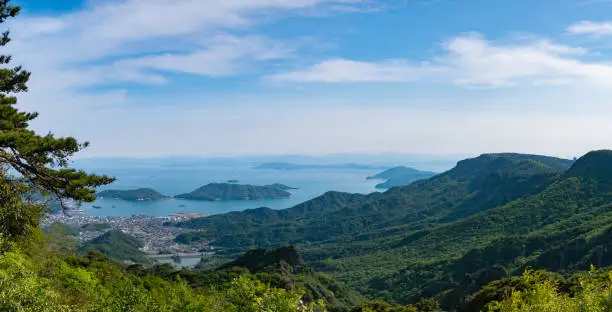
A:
71;153;463;172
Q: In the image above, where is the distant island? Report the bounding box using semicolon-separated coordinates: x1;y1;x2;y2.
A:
367;166;437;189
175;183;292;201
227;180;239;183
96;188;169;201
253;162;388;171
264;183;298;190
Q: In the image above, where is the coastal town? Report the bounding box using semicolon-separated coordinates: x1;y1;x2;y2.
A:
41;213;212;258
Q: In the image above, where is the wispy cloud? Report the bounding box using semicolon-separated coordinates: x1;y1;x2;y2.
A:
9;0;612;157
269;58;441;83
6;0;377;156
567;20;612;36
269;33;612;87
116;35;294;77
9;0;370;90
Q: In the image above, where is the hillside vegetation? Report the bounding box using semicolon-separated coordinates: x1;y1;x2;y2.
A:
175;153;574;250
128;246;368;311
169;151;612;309
80;230;152;265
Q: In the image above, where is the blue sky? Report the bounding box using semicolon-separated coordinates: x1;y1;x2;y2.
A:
8;0;612;158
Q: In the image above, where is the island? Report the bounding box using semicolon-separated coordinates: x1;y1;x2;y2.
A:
175;183;292;201
367;166;437;189
227;180;239;183
253;162;388;170
264;183;298;190
96;188;169;201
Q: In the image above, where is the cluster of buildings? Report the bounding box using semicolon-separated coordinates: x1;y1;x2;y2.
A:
41;214;211;255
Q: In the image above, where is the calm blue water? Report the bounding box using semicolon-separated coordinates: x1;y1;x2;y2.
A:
156;257;202;268
80;166;381;217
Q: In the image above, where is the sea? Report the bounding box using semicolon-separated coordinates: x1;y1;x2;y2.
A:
78;166;383;217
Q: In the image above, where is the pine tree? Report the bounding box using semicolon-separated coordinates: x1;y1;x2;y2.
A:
0;0;114;240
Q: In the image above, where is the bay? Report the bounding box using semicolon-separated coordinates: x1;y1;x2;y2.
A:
80;166;381;217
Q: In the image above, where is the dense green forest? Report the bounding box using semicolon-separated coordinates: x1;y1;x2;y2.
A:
171;151;612;309
79;230;152;265
130;246;364;311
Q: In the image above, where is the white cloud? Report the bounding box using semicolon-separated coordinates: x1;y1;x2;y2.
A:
8;0;367;90
118;35;293;77
11;17;68;39
269;58;440;83
567;20;612;36
6;0;377;158
270;33;612;87
82;0;367;41
8;1;612;158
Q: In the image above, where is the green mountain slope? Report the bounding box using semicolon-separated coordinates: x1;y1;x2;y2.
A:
175;153;572;249
80;230;151;264
131;246;363;311
173;191;371;246
171;152;594;310
361;150;612;306
219;246;362;309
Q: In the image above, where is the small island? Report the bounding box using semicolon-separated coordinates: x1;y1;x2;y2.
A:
367;166;437;189
227;180;239;184
175;183;292;201
96;188;169;201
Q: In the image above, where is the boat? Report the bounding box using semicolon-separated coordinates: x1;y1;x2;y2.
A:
178;204;186;207
92;205;103;209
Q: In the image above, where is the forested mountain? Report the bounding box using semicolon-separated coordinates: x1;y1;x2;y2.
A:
363;150;612;306
80;230;152;264
130;246;365;311
168;151;612;310
174;153;573;249
367;166;437;189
